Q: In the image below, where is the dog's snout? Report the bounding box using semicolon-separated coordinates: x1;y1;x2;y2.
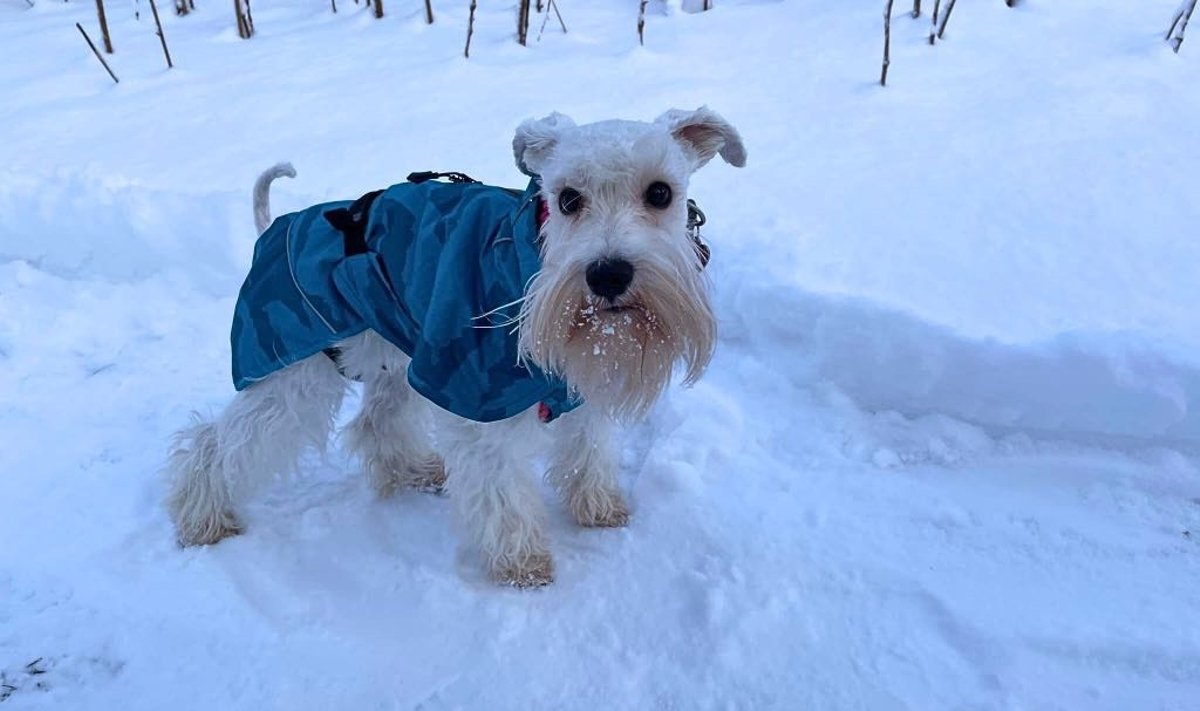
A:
585;258;635;300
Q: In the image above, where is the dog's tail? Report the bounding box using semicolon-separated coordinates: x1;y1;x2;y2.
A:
253;162;297;235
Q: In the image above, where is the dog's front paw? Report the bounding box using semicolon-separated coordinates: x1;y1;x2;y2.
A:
176;511;243;547
404;456;447;494
569;485;630;528
370;456;447;498
491;552;555;588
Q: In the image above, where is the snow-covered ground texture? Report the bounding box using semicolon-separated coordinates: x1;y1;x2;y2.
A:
2;0;1199;708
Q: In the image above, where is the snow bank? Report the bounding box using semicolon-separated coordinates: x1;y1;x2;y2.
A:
724;266;1200;445
0;169;261;290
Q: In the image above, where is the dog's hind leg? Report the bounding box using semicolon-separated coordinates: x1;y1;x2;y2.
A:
547;403;628;528
166;354;346;546
339;332;445;498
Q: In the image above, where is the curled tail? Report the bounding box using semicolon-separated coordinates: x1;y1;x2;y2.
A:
253;162;297;235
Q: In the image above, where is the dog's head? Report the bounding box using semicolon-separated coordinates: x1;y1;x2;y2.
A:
514;107;746;418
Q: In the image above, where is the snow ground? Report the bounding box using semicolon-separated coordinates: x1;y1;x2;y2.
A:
1;0;1198;708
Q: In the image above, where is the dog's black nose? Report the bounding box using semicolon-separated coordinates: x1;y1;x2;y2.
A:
585;258;635;300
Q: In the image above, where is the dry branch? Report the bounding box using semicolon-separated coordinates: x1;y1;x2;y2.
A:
373;0;383;19
95;0;113;53
936;0;957;39
1167;0;1199;53
423;0;433;23
928;0;940;44
76;22;119;83
149;0;173;67
464;0;477;57
638;0;647;45
517;0;530;45
881;0;894;86
911;0;920;19
233;0;253;38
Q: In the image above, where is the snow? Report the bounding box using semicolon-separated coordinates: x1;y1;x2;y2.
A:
2;0;1199;708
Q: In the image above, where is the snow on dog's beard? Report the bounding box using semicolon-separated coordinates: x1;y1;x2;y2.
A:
512;108;744;418
519;247;715;419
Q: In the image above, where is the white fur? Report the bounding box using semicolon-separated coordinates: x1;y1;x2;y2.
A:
167;108;745;587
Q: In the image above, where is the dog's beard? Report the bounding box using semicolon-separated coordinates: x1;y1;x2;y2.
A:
519;260;715;419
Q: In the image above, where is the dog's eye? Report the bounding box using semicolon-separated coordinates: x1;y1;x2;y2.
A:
558;188;584;216
645;182;672;209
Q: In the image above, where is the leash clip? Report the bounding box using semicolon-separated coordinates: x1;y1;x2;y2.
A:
686;199;711;269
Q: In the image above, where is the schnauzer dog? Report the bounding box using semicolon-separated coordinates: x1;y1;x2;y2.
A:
166;107;746;587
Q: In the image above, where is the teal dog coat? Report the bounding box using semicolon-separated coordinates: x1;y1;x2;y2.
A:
231;175;580;423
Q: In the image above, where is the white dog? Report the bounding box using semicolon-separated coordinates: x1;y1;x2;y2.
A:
166;108;746;587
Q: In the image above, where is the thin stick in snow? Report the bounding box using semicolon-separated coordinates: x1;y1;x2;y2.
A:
76;22;119;84
936;0;957;40
373;0;383;19
24;0;34;7
331;0;336;13
464;0;477;58
149;0;173;68
881;0;894;86
517;0;530;45
536;0;567;41
233;0;252;38
95;0;113;53
928;0;940;44
550;0;567;33
423;0;433;23
1167;0;1198;53
912;0;920;19
638;0;647;46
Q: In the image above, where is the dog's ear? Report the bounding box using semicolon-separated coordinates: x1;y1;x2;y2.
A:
513;112;576;177
656;106;747;171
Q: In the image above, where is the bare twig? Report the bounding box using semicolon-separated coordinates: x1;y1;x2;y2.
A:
423;0;433;23
536;0;566;41
174;0;188;16
24;0;35;7
638;0;647;45
911;0;920;18
244;0;255;32
881;0;894;86
1167;0;1199;53
517;0;530;45
76;22;119;83
95;0;113;53
936;0;957;39
373;0;382;19
330;0;336;11
550;0;567;33
928;0;940;44
464;0;477;57
233;0;253;37
149;0;173;68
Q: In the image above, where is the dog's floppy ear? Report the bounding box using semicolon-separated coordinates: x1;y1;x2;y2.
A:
513;112;576;177
656;106;747;171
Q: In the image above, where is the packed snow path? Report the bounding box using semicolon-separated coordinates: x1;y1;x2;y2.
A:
1;1;1198;708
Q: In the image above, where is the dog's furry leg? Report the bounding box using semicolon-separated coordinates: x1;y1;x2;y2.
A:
165;416;242;545
439;411;554;587
252;161;296;235
547;404;628;528
166;354;346;546
339;332;444;497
